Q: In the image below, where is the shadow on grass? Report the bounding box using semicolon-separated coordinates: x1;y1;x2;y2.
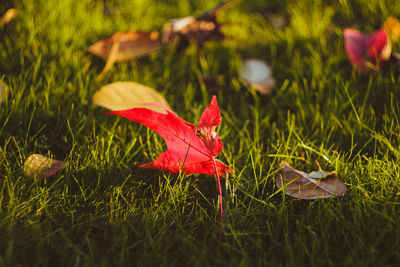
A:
0;162;227;266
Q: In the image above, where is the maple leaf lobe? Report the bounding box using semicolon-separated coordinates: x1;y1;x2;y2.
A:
198;96;223;156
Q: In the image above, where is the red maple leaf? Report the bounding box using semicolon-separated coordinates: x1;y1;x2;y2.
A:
107;95;231;176
107;96;231;234
344;28;391;73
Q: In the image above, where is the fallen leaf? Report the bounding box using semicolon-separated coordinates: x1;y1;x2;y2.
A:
107;95;231;176
344;28;391;73
240;59;275;94
275;162;346;199
88;30;161;75
23;154;66;180
0;8;17;27
89;30;161;61
108;96;232;233
265;12;287;29
384;17;400;43
92;81;169;113
0;81;8;104
162;2;231;50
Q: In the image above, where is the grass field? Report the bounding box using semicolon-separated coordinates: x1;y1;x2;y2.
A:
1;0;400;266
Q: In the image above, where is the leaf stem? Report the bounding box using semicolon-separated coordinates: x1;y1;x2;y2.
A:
211;156;223;241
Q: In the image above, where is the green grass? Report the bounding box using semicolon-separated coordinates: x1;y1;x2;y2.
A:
1;0;400;265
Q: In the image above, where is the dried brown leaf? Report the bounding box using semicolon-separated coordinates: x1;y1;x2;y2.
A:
162;2;231;49
275;162;346;199
265;12;287;29
88;30;161;75
0;81;8;104
23;154;66;180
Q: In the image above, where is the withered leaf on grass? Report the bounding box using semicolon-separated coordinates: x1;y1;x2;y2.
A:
265;12;287;29
240;59;275;94
23;154;66;180
0;8;17;27
162;2;231;50
275;162;346;199
88;30;161;76
0;81;8;104
93;81;170;113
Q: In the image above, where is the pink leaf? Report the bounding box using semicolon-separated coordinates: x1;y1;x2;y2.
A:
344;28;391;73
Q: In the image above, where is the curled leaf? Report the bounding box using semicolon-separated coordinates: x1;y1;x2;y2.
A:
344;28;391;73
88;30;161;75
162;2;231;50
23;154;66;180
275;162;346;199
240;59;275;94
0;8;17;27
93;81;169;113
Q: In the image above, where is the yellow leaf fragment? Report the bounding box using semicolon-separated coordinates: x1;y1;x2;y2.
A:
0;8;17;27
384;17;400;43
93;81;170;113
